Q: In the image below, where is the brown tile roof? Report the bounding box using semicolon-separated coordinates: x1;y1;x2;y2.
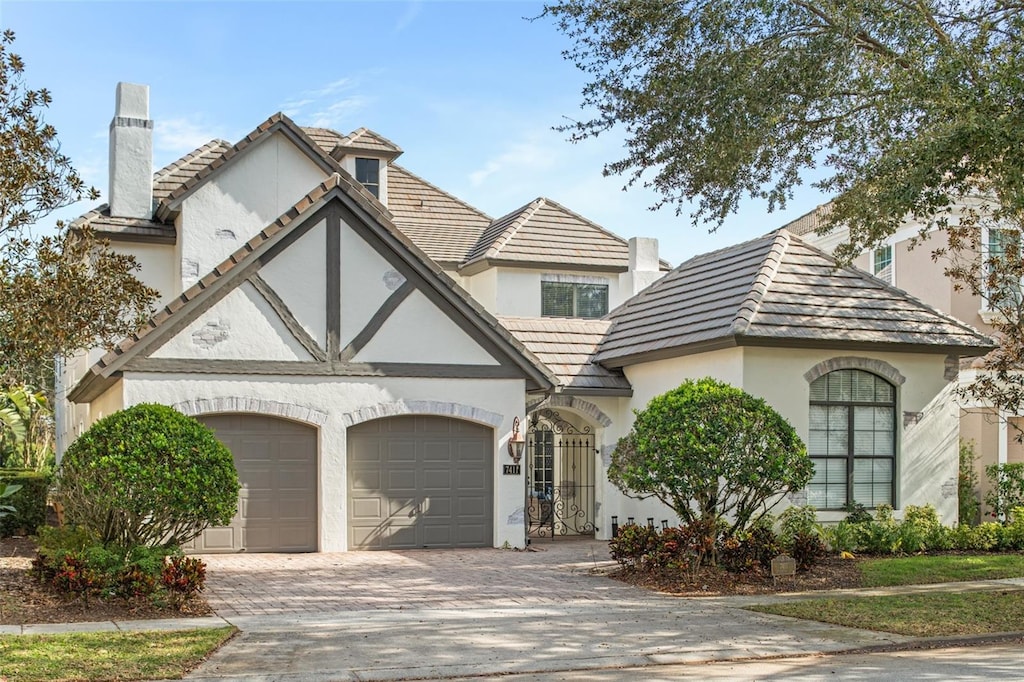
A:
596;230;996;366
334;127;402;158
302;127;346;154
386;164;492;263
780;202;834;236
152;140;233;203
500;317;630;392
464;198;637;270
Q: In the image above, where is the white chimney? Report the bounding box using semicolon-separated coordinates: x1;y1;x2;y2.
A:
620;237;663;296
108;82;153;219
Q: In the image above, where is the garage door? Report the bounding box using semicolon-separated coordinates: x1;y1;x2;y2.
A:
348;415;493;550
192;414;317;553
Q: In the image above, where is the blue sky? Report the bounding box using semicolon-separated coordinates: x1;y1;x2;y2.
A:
0;0;829;265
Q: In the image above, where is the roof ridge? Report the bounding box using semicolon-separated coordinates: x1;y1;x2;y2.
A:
731;231;789;336
538;196;629;246
489;198;545;259
156;112;344;218
784;229;994;342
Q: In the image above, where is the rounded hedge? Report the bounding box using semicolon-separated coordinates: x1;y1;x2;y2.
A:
58;404;239;548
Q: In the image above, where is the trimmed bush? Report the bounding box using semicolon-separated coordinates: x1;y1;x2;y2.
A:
984;463;1024;523
57;404;239;548
0;469;50;537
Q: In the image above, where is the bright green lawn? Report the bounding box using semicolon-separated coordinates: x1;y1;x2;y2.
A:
860;554;1024;587
749;589;1024;637
0;627;236;682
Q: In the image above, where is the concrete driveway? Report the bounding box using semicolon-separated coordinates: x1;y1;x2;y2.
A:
190;539;910;681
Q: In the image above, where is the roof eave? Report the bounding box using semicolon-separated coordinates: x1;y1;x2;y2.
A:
459;257;628;277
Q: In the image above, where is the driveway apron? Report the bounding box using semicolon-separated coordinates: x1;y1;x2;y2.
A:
190;539;908;681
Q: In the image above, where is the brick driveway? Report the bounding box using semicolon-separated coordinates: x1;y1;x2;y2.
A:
200;538;648;618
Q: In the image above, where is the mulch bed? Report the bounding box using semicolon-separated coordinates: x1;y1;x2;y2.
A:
0;536;213;626
611;556;864;596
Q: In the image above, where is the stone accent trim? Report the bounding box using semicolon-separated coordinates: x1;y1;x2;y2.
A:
172;397;328;426
110;116;154;129
339;400;504;428
803;356;906;386
526;394;612;427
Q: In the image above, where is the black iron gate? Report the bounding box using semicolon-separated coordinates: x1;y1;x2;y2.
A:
526;409;596;538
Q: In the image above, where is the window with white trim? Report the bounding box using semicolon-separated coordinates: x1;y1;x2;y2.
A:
986;228;1022;309
872;245;893;285
541;281;608;318
807;369;896;509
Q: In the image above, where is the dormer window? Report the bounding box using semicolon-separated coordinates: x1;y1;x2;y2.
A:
355;158;380;199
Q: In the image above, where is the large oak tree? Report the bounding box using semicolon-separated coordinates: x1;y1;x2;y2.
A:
544;0;1024;413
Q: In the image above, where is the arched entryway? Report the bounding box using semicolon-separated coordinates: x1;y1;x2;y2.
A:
526;408;596;538
192;413;319;553
347;415;493;550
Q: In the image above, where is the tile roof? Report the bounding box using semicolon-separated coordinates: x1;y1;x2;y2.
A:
334;127;402;157
386;164;492;263
499;317;631;392
780;202;833;236
596;230;996;366
463;198;637;270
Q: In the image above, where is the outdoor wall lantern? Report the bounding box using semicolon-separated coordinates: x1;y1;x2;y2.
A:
508;416;526;464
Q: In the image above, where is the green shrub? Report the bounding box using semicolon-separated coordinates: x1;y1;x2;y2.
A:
984;462;1024;523
959;440;981;526
0;469;50;537
1003;507;1024;550
58;404;239;547
822;520;859;554
899;505;949;553
719;516;780;573
609;523;660;569
609;378;811;551
842;502;873;525
778;506;826;570
950;522;1005;551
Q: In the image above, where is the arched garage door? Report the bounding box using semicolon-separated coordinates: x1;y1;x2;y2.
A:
348;415;493;550
192;414;318;553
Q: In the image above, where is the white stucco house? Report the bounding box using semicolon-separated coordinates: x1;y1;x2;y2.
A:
57;84;995;553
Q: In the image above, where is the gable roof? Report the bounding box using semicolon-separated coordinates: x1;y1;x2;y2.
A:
154;113;349;221
333;127;403;159
595;230;996;367
462;197;657;273
69;172;556;402
499;317;631;394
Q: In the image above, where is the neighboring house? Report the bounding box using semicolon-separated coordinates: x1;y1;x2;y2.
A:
786;203;1016;520
56;84;994;553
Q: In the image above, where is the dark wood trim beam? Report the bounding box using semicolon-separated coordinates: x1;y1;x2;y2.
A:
125;358;524;379
326;207;342;358
249;274;327;362
339;280;415;362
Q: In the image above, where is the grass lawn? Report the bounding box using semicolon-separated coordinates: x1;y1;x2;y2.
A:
0;626;236;682
749;590;1024;637
859;554;1024;587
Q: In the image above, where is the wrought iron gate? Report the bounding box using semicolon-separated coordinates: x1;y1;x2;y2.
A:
526;409;596;538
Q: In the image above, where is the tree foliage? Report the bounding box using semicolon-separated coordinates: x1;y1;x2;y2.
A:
0;30;156;387
544;1;1023;254
609;378;812;538
57;404;240;548
545;0;1024;415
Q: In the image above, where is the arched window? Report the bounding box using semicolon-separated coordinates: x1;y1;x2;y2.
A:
808;369;896;509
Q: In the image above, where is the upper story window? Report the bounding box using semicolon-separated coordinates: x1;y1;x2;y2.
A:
807;369;896;510
355;158;380;199
872;245;893;285
541;281;608;318
986;228;1022;309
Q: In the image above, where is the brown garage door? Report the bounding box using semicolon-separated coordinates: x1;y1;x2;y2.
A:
348;415;493;550
192;414;317;553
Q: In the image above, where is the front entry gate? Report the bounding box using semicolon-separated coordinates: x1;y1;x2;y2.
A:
526;409;596;538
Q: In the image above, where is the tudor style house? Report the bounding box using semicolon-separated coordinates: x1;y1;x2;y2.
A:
56;83;995;553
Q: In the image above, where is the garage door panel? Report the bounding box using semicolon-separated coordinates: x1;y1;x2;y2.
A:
195;414;317;553
348;416;492;550
351;496;382;519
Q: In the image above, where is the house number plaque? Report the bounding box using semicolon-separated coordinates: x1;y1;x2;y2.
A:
502;464;521;475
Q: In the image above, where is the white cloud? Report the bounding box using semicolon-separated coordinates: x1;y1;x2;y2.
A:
393;0;422;34
154;117;229;155
281;78;371;130
468;134;559;188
